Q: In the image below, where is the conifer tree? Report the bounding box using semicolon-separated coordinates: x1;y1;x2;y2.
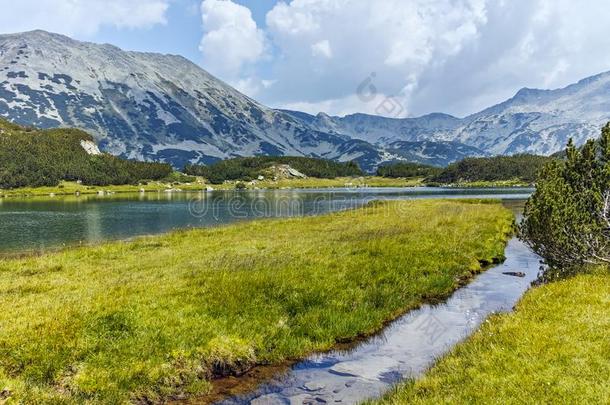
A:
521;124;610;278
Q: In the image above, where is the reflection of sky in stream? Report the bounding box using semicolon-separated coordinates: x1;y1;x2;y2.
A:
215;239;541;405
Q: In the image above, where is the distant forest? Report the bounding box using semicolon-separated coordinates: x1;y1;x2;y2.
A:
0;120;171;189
0;116;558;189
427;154;554;183
376;162;442;178
184;156;363;184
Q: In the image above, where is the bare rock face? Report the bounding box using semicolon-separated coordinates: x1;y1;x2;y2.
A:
80;140;101;155
0;30;383;170
269;165;308;179
2;30;610;171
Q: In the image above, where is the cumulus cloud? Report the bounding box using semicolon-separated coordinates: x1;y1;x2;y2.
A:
199;0;266;88
311;40;332;59
242;0;610;118
0;0;169;36
407;0;610;116
259;0;489;117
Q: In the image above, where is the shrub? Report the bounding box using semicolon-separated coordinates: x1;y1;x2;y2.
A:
520;124;610;278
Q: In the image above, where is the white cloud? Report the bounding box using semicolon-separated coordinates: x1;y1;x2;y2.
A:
199;0;266;83
0;0;169;36
246;0;610;118
261;0;488;116
311;40;332;59
406;0;610;116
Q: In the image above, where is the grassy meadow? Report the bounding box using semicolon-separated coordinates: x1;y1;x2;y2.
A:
0;180;206;198
0;200;513;403
229;176;424;190
425;179;533;188
375;269;610;404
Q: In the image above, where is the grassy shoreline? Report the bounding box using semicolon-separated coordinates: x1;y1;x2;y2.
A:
0;177;424;198
425;179;534;188
0;199;512;403
375;268;610;404
0;177;536;200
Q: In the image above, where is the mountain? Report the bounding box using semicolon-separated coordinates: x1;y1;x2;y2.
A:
282;73;610;157
1;30;609;171
385;140;487;167
282;111;487;166
0;30;382;170
284;111;462;145
453;73;610;155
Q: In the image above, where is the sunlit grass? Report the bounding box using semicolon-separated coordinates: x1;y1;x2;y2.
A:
375;268;610;404
0;179;206;197
426;179;532;188
226;176;425;190
0;177;424;198
0;200;512;403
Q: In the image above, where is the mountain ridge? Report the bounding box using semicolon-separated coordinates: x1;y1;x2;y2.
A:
1;30;609;170
0;30;387;170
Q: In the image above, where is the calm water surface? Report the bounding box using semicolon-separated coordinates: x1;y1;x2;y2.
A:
0;187;532;253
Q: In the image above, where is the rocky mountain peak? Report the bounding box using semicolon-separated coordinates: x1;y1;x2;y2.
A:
1;30;610;170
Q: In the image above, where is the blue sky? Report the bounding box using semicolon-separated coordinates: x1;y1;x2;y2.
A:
93;0;277;64
1;0;610;118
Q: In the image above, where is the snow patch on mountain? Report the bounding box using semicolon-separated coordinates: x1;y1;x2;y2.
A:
1;30;609;172
0;30;385;170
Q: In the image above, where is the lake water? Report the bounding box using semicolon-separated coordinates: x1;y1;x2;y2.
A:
0;187;533;253
0;187;532;253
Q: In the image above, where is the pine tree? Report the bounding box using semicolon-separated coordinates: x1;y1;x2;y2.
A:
520;125;610;279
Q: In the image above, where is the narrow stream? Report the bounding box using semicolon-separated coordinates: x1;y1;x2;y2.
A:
210;237;541;405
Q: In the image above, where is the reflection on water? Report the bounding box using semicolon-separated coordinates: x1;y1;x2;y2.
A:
0;187;533;253
211;238;541;405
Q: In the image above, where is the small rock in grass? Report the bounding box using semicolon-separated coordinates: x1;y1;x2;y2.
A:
0;388;11;399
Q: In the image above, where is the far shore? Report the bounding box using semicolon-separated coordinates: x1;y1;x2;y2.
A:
0;177;535;199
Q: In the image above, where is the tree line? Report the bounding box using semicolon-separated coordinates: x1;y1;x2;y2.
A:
426;154;554;184
0;120;171;189
184;156;363;184
376;162;442;178
376;155;553;183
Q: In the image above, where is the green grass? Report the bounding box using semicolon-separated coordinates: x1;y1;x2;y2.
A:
218;176;424;190
0;200;513;403
426;179;532;188
375;269;610;404
0;180;206;197
0;177;423;198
